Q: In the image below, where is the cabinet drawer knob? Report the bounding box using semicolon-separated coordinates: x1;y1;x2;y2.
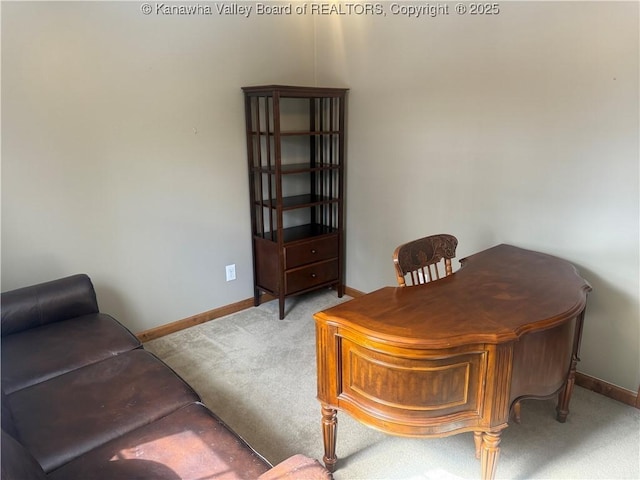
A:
311;273;317;278
311;249;317;254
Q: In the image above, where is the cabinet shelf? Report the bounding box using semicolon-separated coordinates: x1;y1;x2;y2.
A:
255;224;338;243
243;85;348;319
249;130;341;136
255;194;338;210
253;163;340;174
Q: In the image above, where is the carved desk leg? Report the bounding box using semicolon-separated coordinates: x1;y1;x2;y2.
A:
557;310;585;423
512;401;522;424
556;354;577;423
480;431;501;480
321;405;338;472
473;432;483;459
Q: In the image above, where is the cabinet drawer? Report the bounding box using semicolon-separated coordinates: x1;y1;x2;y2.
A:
284;236;339;269
285;259;339;295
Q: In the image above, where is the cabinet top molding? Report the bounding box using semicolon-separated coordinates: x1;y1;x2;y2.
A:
242;85;349;97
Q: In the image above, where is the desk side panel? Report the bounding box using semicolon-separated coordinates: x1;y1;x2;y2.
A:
510;317;576;404
316;320;340;404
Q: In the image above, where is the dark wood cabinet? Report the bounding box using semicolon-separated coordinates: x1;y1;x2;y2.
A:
242;85;348;319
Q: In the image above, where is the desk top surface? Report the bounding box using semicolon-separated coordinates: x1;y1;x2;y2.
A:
314;244;592;348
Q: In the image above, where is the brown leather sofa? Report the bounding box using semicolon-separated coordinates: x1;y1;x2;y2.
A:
1;274;330;480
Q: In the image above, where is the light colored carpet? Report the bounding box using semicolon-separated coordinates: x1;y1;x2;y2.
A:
145;289;640;480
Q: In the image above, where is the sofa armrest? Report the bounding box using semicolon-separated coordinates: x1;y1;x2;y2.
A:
1;274;99;336
258;455;332;480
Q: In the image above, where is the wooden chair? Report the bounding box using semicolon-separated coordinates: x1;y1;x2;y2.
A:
393;234;458;287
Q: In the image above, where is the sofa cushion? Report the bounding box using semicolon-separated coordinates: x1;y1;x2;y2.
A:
1;274;99;336
1;313;141;394
6;349;200;472
49;403;272;480
1;430;47;480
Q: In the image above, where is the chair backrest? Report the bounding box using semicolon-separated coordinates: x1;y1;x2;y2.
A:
393;234;458;287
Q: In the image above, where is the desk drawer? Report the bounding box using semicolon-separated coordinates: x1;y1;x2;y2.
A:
285;259;339;295
340;339;486;423
285;236;339;269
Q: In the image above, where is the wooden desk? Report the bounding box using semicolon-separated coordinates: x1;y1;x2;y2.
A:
314;244;591;480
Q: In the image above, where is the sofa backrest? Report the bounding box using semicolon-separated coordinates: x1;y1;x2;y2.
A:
1;274;99;336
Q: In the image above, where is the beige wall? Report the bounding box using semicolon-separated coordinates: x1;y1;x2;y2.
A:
315;1;639;391
2;2;638;391
2;2;315;325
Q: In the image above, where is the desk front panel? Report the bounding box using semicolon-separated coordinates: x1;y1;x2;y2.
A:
317;322;511;437
342;339;487;431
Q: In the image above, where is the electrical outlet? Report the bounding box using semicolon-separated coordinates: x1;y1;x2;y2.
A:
225;264;236;282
